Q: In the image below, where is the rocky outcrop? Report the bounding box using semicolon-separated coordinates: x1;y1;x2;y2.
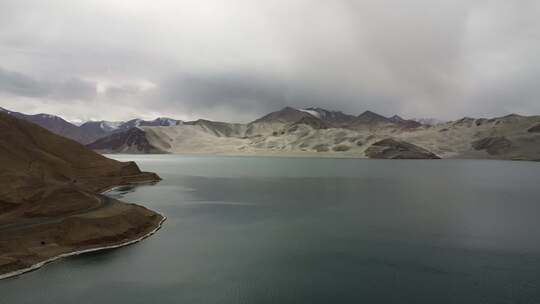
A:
0;112;163;277
313;144;330;152
78;121;118;143
354;110;392;125
251;107;314;124
332;145;351;152
87;128;165;154
348;111;422;130
452;117;476;127
139;117;181;127
290;116;329;130
389;115;422;129
365;138;440;159
528;123;540;133
471;136;513;155
302;107;357;127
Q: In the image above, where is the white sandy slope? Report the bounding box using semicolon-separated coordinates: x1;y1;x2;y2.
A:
144;125;249;153
126;114;540;160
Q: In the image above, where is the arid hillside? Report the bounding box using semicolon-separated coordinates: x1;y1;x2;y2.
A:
86;108;540;161
0;112;164;277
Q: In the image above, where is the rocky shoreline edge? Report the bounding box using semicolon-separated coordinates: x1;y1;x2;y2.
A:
0;183;166;281
0;212;166;281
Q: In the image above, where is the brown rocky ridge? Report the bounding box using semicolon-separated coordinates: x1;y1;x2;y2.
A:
365;138;441;159
0;112;164;278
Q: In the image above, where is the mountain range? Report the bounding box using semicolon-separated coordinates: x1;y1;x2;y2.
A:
2;106;540;161
0;107;180;144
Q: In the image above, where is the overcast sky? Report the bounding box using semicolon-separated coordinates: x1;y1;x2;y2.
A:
1;0;539;123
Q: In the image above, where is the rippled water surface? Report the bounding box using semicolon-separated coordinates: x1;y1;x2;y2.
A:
2;155;540;303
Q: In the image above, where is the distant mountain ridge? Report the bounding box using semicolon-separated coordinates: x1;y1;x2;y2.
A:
82;107;540;161
0;107;94;144
1;107;182;144
248;107;420;131
3;106;539;161
251;107;315;124
1;105;423;140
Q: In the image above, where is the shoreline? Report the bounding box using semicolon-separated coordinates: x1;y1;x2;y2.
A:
106;152;540;162
0;212;166;281
97;179;160;194
0;182;166;281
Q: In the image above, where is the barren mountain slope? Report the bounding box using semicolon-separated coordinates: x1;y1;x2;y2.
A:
396;114;540;160
0;112;164;277
85;108;540;161
184;119;247;137
144;125;250;154
87;127;166;154
0;107;94;144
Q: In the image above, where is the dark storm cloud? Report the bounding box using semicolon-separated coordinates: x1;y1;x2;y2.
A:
0;0;539;121
157;71;402;120
160;73;290;113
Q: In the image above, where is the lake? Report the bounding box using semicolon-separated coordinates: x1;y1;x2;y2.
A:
2;155;540;303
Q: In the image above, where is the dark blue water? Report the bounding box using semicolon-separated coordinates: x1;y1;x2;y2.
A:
2;156;540;303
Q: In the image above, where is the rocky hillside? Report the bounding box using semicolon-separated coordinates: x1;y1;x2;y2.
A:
398;114;540;160
1;107;181;145
87;127;165;154
4;106;539;160
77;118;182;144
0;107;94;144
365;139;440;159
300;107;356;127
0;112;164;277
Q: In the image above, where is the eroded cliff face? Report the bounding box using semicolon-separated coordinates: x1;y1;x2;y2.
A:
0;112;164;277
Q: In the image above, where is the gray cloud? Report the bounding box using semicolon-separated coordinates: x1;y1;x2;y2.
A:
0;67;97;101
0;67;49;98
0;0;539;122
155;71;402;122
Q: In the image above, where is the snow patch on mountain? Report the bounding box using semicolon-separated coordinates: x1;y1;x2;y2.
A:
100;121;124;131
153;118;179;126
298;108;321;118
